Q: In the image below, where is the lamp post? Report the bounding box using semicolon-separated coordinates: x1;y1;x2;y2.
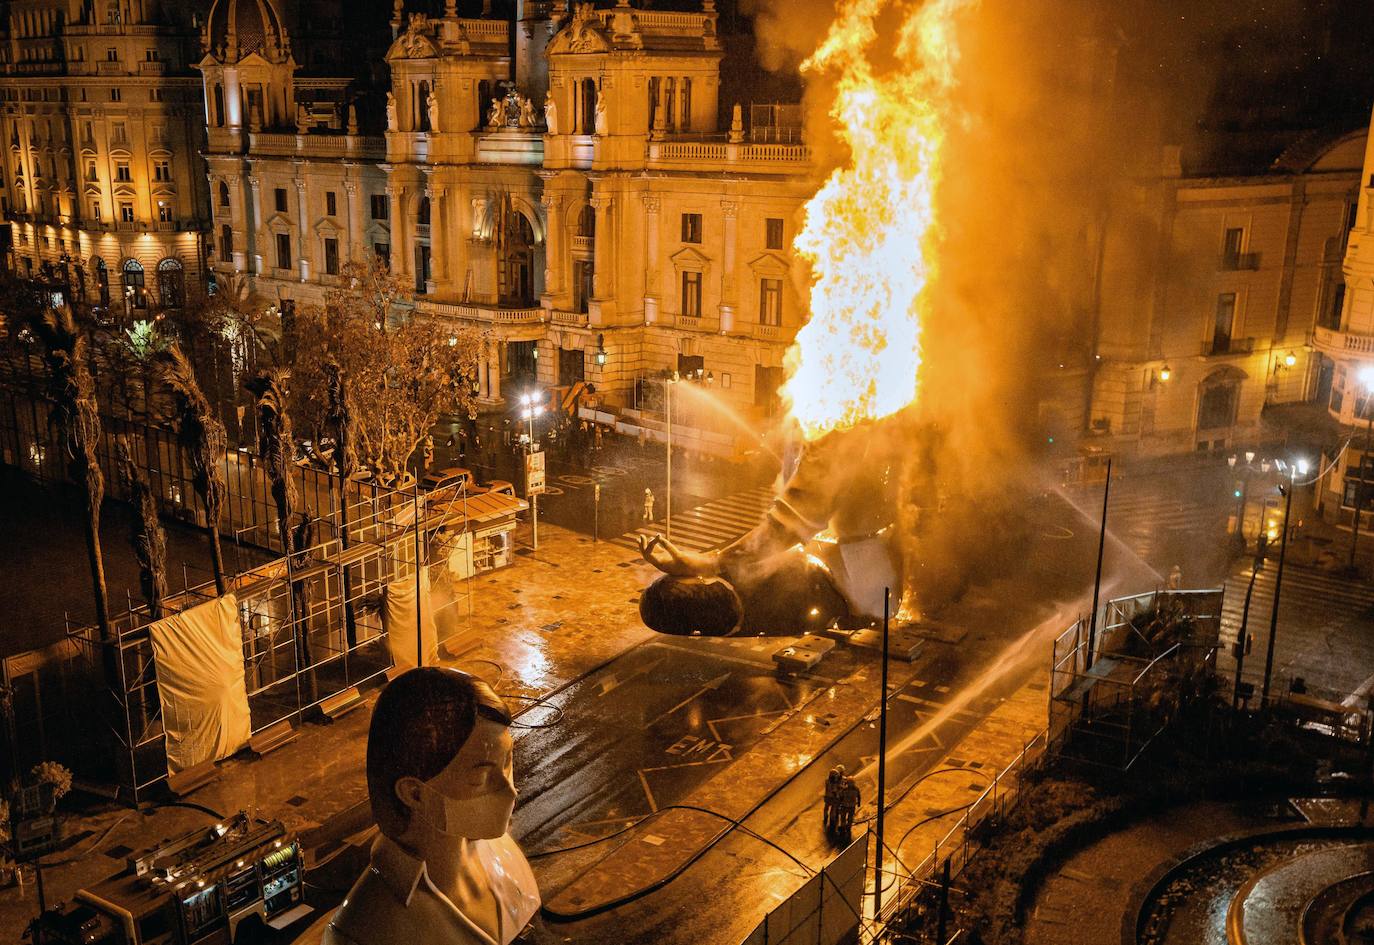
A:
1348;366;1374;572
520;392;544;550
1261;458;1305;705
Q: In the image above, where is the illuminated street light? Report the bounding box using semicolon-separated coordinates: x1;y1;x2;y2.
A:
1283;351;1297;368
1158;364;1172;382
520;392;545;550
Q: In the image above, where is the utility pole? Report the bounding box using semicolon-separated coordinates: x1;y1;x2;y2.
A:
1262;480;1294;704
1232;561;1260;709
874;588;891;921
1085;458;1112;669
665;376;673;540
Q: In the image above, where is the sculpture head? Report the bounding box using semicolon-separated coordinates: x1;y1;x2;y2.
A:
367;667;516;844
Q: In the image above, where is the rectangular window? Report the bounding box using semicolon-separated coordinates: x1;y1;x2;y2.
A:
371;194;388;220
681;212;702;244
153;160;170;181
681;270;702;318
145;49;159;61
158;203;172;222
149;88;162;103
114;161;130;181
765;218;784;250
109;87;120;102
119;201;133;222
326;191;337;217
276;232;291;270
105;47;117;61
274;188;287;213
374;241;390;266
759;278;782;326
111;122;127;145
1212;292;1236;354
324;238;339;276
1223;226;1244;261
90;201;100;221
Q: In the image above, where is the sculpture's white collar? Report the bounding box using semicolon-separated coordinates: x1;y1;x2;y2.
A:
369;833;540;945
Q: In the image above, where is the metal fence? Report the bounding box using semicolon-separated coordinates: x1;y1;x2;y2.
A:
739;832;868;945
1049;589;1223;770
7;479;475;803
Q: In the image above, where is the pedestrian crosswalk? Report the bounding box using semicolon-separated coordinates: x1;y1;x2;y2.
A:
1217;559;1374;698
1100;485;1229;567
612;485;775;554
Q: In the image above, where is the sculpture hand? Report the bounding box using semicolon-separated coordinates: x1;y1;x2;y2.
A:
637;533;720;577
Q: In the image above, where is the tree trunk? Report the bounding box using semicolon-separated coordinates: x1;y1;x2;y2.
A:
337;471;357;648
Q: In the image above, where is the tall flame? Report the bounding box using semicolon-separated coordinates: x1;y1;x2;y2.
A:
782;0;969;440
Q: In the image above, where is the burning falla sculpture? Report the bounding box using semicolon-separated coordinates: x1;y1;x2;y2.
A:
639;416;911;635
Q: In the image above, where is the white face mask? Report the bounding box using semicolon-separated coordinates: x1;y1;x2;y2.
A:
416;775;517;840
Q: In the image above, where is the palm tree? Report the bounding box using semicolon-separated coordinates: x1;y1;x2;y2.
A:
245;369;316;702
29;307;112;647
114;435;168;620
324;360;359;646
157;346;229;595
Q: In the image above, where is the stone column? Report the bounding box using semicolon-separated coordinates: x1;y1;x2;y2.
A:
248;176;263;273
539;184;563;301
643;194;660;324
227;173;247;271
391;185;410;279
344;178;360;263
719;199;738;333
590;194;612;300
294;176;310;282
430;185;448;287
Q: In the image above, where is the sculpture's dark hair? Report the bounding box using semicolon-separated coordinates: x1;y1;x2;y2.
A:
367;667;511;837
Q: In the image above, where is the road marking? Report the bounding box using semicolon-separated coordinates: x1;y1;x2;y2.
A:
644;672;731;729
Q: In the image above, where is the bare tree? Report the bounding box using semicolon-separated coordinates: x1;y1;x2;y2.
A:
324;360;360;646
114;435;168;620
294;257;484;485
157;345;229;595
29;307;112;646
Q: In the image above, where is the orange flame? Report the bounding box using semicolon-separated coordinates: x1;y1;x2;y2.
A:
782;0;968;441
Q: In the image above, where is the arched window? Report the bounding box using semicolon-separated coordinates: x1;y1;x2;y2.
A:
577;204;595;238
417;81;431;132
498;210;536;306
580;78;597;135
122;257;145;308
220;224;233;261
92;256;109;306
213;83;225;126
218;180;230;207
157;257;184;308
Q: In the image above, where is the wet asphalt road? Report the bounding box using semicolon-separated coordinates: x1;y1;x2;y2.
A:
518;485;1178;945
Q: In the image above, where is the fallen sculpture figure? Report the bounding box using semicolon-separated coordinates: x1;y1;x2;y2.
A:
639;418;908;635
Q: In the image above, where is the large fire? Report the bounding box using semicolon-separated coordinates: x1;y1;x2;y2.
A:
781;0;969;441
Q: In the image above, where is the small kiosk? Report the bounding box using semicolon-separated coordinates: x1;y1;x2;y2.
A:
37;813;305;945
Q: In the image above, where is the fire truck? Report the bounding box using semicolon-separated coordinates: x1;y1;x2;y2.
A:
35;812;306;944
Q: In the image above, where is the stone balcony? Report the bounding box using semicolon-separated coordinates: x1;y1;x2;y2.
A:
1314;324;1374;357
247;131;384;160
415;298;544;325
645;138;812;174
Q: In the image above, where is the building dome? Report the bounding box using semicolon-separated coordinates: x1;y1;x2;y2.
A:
203;0;290;63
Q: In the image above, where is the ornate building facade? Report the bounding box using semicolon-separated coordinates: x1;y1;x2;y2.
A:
1088;132;1365;458
202;0;814;426
0;0;210;315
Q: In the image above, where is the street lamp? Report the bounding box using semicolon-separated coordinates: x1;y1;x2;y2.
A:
520;392;545;550
1348;365;1374;571
1261;458;1304;705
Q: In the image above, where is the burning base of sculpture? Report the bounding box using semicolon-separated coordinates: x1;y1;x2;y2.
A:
639;418;914;636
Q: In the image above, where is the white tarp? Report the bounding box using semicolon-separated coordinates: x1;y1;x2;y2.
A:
384;568;439;670
148;594;251;774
